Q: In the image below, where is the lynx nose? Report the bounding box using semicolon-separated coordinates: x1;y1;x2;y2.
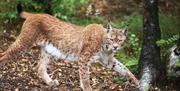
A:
113;44;118;50
114;46;118;50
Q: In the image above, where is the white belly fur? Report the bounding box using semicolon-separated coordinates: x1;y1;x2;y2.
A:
43;43;79;61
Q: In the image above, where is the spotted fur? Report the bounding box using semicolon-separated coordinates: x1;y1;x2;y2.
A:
0;11;129;91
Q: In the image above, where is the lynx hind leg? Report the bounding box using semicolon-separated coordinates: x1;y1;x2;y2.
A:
0;36;33;65
0;52;10;67
37;49;59;86
0;41;25;66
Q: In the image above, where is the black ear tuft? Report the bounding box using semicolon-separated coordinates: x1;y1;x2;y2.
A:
107;24;112;33
106;19;113;33
122;27;128;36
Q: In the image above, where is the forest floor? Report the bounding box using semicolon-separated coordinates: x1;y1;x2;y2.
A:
0;36;136;91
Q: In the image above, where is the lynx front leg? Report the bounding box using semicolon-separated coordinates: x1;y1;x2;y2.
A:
37;50;59;86
78;56;92;91
100;57;139;85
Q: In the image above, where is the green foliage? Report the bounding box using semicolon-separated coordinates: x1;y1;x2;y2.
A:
0;1;18;24
0;0;90;36
157;34;179;47
125;57;139;67
128;34;141;56
115;52;139;75
51;0;88;21
0;0;89;27
112;76;126;84
114;12;143;32
144;86;149;91
160;14;180;39
124;12;143;34
176;61;180;67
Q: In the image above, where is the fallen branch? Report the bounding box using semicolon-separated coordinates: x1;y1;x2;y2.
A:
120;63;139;86
112;58;139;86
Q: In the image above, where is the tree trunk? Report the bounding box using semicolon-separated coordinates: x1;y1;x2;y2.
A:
139;0;161;90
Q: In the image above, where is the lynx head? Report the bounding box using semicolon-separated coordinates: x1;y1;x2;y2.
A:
103;24;128;53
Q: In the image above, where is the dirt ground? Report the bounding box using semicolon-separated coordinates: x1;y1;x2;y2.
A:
0;36;136;91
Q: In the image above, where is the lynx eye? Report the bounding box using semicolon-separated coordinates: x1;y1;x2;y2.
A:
110;39;114;41
118;40;123;42
107;38;113;41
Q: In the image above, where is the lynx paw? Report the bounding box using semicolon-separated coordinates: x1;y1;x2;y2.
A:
47;79;59;86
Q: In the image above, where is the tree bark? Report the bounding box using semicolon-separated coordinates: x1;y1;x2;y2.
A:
139;0;161;90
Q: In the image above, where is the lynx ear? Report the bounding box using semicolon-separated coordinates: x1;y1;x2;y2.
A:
107;23;112;33
122;27;128;36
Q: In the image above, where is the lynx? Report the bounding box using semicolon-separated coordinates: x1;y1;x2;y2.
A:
0;5;137;91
